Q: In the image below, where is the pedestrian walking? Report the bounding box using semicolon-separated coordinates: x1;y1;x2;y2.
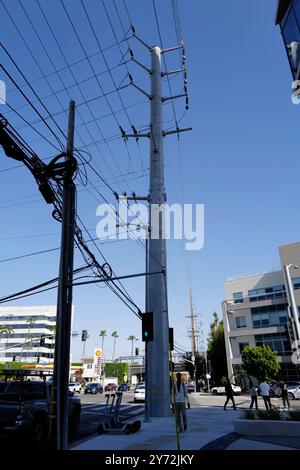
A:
249;381;258;410
223;378;236;410
280;381;290;410
259;380;272;410
173;372;190;433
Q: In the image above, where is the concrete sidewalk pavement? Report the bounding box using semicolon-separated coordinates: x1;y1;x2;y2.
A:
72;405;298;451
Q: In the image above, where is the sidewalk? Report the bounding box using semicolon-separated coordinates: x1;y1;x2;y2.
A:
72;405;299;451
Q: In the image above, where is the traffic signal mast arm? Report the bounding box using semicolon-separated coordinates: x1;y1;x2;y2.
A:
0;113;72;205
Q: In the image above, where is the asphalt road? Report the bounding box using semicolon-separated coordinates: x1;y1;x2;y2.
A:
72;391;144;445
1;391;299;449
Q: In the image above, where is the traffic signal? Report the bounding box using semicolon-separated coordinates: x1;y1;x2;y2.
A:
81;329;88;341
169;328;174;351
40;337;45;347
135;347;139;356
141;312;153;342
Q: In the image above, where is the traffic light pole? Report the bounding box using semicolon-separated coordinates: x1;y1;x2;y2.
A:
49;100;77;450
147;46;170;417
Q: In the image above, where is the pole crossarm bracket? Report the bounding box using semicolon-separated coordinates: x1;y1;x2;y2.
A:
161;68;185;77
124;133;150;139
161;93;187;103
131;27;152;51
161;45;184;54
162;127;192;138
129;76;152;100
129;50;152;74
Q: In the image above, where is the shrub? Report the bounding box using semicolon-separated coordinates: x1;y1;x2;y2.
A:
257;409;281;421
288;410;300;422
243;409;256;420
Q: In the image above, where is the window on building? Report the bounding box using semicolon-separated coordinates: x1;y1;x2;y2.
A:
251;304;288;328
87;364;92;369
255;333;291;356
236;316;246;328
293;277;300;289
239;342;249;355
233;292;243;304
248;286;285;302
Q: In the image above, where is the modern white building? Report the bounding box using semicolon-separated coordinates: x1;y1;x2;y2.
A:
0;306;56;363
223;242;300;382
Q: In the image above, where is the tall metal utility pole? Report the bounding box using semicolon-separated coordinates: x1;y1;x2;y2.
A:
49;100;77;450
187;289;198;358
147;46;170;417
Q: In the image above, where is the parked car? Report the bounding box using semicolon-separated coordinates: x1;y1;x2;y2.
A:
287;384;300;400
105;383;117;392
69;382;81;394
269;381;282;398
211;384;241;395
134;384;145;402
84;383;103;394
187;382;195;393
0;380;81;443
118;382;130;391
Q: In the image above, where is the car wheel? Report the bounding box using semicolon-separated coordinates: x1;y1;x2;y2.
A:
212;389;217;395
269;390;275;398
69;412;80;432
32;415;47;443
288;392;295;400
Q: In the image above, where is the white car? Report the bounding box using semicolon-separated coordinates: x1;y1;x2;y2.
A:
211;384;241;395
288;384;300;400
134;384;145;402
69;382;81;394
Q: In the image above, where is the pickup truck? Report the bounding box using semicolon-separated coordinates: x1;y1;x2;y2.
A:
0;380;81;443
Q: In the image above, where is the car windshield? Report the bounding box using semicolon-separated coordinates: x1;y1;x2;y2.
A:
136;385;145;390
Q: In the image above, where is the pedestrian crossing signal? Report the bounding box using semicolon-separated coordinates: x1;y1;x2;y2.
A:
142;312;153;342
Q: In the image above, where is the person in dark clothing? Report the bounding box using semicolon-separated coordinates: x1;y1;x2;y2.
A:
249;380;258;410
280;381;290;409
223;378;236;410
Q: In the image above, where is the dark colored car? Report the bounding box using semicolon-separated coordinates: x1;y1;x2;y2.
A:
118;382;130;392
0;380;81;443
84;383;103;394
105;383;117;392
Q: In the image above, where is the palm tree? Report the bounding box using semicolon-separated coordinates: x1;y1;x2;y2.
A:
49;324;56;364
127;335;138;357
23;317;36;362
0;325;14;361
111;331;119;361
99;330;107;376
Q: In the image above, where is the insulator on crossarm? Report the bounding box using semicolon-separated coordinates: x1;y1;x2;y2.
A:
131;25;136;34
129;49;134;58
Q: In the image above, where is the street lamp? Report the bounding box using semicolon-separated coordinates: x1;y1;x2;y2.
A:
283;264;300;346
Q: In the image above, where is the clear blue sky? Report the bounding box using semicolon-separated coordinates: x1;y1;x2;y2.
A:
0;0;299;362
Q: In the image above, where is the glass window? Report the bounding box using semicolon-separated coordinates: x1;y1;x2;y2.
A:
293;277;300;289
261;313;270;327
236;316;246;328
233;292;243;304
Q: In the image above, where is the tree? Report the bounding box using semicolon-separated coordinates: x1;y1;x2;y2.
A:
99;330;107;376
127;335;137;356
104;362;128;382
207;312;227;384
21;317;36;361
111;331;119;361
242;345;280;382
0;325;14;361
49;325;56;364
183;352;206;384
